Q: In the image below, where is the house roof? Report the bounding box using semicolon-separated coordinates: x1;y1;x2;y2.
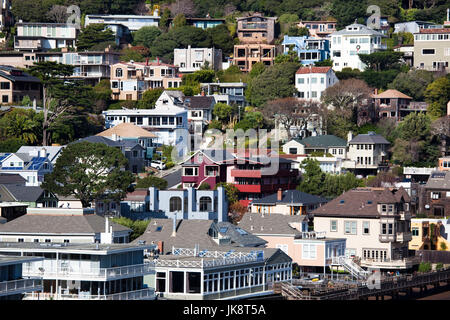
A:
425;171;450;190
418;28;450;34
124;188;148;202
0;184;45;202
372;89;412;100
0;174;26;185
238;213;306;236
183;149;236;165
311;188;409;218
331;23;386;37
251;189;327;206
294;135;347;148
96;122;157;139
0;66;41;83
0;214;131;234
296;66;332;74
215;221;267;247
348;132;390;144
16;146;64;163
184;96;215;109
73;136;122;147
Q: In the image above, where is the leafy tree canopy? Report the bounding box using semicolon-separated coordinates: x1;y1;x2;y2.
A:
76;24;115;51
135;176;168;190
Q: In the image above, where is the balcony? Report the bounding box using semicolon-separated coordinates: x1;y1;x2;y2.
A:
379;234;396;242
360;256;420;269
14;39;41;50
24;288;155;300
234;184;261;193
231;169;262;178
396;231;412;242
22;263;153;281
0;278;43;297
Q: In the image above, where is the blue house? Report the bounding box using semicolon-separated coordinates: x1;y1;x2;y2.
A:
121;187;228;222
281;35;330;65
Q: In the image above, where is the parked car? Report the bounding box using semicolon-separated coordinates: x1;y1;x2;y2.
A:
150;161;166;170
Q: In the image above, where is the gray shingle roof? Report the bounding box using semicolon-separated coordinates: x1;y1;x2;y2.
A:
0;174;26;185
215;221;267;247
331;24;386;37
0;214;131;234
185;96;215;109
251;190;327;206
294;135;347;148
0;184;45;202
238;213;307;236
348;132;390;144
425;171;450;190
73;136;122;147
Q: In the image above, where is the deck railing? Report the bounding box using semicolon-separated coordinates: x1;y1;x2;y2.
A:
24;288;155;300
0;278;42;296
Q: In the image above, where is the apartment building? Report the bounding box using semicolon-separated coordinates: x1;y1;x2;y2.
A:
297;20;337;38
0;256;43;300
282;35;330;65
295;66;339;101
0;242;155;300
373;89;428;120
0;148;52;187
233;43;276;72
200;82;247;106
330;23;387;71
439;157;450;171
0;66;41;105
249;189;327;216
174;46;222;73
422;171;450;217
15;22;77;51
342;131;390;175
413;28;450;72
169;17;225;30
85;14;160;32
312;187;417;270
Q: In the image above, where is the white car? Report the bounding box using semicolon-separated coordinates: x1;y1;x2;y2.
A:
150;161;166;170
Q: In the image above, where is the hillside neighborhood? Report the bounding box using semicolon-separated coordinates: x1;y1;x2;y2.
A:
0;0;450;302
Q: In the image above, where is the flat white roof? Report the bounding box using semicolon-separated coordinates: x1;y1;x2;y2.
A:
103;107;187;116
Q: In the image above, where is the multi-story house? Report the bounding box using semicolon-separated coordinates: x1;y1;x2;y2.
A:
0;148;52;187
184;96;215;135
413;28;450;72
0;66;41;105
312;187;418;271
282;36;330;65
330;23;387;71
14;22;77;51
282;135;348;158
249;189;327;216
238;213;346;274
342;131;390;176
422;171;450;217
0;185;58;209
233;13;277;73
145;59;182;90
37;49;120;85
0;51;38;68
16;146;64;165
200;82;247;106
439;157;450;171
297;20;337;39
120;186;228;222
295;66;339;101
102;91;188;146
409;218;450;251
174;46;222;73
373;89;428;121
0;242;156;300
394;21;442;34
110;61;148;101
169;17;225;30
0;256;43;300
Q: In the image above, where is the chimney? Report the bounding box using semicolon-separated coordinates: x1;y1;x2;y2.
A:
157;241;164;254
111;133;118;141
347;131;353;143
171;216;177;237
105;217;110;233
374;88;378;95
39;147;46;158
277;188;283;201
157;57;160;65
146;58;149;66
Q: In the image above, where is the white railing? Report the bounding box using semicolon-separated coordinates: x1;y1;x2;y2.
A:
0;278;42;296
23;263;153;280
24;288;155;300
403;167;437;175
295;231;326;239
333;257;369;280
172;247;263;261
149;256;259;269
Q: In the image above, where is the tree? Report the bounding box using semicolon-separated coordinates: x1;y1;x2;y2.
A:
297;158;326;196
132;26;162;48
198;182;211;190
314;59;333;67
366;171;400;188
159;8;171;32
172;13;187;28
263;98;321;141
388;69;435;101
0;109;41;144
42;141;134;208
274;50;300;64
206;24;234;56
358;51;404;71
137;88;164;109
135;176;168;190
93;79;112;113
213;103;234;126
76;24;115;51
431;116;450;157
424;76;450;119
359;70;399;90
330;0;366;29
228;202;247;224
287;25;309;37
246;61;300;107
111;217;150;241
166;0;197;17
396;112;431;141
46;5;68;23
0;138;27;153
215;182;239;204
120;47;145;62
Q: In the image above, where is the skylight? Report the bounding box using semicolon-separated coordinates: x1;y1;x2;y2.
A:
219;227;228;233
236;228;248;235
155;226;162;232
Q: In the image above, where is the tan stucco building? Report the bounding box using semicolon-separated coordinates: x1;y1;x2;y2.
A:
414;28;450;72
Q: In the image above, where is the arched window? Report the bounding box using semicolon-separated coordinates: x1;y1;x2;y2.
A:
199;197;212;212
116;68;123;78
169;197;182;212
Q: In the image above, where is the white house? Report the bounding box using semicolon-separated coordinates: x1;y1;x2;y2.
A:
0;148;53;186
15;22;77;51
16;146;64;165
295;66;338;101
174;46;222;73
330;23;387;71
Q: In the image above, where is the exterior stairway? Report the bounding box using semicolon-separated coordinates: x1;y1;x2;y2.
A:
335;256;370;280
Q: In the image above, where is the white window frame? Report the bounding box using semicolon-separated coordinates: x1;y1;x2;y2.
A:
302;243;317;259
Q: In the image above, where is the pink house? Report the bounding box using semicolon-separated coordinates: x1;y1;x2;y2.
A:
238;213;346;274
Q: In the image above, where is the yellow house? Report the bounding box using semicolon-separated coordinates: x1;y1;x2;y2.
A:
410;219;450;251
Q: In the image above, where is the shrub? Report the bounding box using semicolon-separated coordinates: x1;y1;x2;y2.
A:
165;161;175;169
198;183;211;190
440;242;448;251
436;263;444;270
418;262;432;273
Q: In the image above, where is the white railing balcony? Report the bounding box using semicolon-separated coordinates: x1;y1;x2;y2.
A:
379;234;397;242
23;263;153;281
403;167;436;176
295;231;326;239
0;278;43;297
24;288;155;300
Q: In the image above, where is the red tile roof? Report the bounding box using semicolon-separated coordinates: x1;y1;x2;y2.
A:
372;89;412;100
419;28;450;34
296;66;332;74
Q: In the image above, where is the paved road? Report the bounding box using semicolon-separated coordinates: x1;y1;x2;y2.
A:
162;168;182;188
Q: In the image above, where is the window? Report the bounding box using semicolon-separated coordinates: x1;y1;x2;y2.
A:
205;166;218;176
169;197;182;212
297;78;304;84
330;220;337;232
183;167;198;176
18;238;24;242
45;239;51;243
344;221;357;235
363;221;370;235
311;91;317;98
2;95;8;103
431;192;440;199
311;77;317;84
0;82;10;90
199;197;212;211
422;49;435;55
412;227;419;237
115;68;123;77
289;148;297;155
302;244;317;259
